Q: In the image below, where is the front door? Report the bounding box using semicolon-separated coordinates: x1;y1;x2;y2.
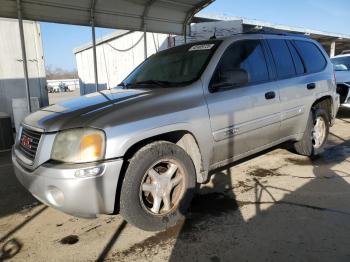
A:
204;39;281;166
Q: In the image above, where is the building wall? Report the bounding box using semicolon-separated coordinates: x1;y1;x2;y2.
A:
0;18;48;122
75;31;169;94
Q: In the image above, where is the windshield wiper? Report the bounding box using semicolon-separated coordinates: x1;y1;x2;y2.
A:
133;80;173;87
117;81;129;89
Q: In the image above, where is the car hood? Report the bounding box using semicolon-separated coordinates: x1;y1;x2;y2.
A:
23;88;151;132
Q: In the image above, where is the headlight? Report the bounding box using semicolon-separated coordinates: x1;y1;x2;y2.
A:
51;128;106;163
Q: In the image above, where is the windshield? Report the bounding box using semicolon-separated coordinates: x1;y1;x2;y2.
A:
331;56;350;71
122;40;222;87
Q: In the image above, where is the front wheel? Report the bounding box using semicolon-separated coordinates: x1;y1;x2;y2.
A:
294;108;329;156
119;141;196;231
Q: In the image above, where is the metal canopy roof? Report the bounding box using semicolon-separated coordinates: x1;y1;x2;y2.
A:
0;0;215;113
0;0;213;35
195;14;350;55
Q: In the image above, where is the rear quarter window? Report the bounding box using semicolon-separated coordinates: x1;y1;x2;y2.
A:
267;39;296;79
293;40;327;73
287;41;306;75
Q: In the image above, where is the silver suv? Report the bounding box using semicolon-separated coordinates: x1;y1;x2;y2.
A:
13;33;340;231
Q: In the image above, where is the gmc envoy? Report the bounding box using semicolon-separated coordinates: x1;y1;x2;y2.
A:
13;33;340;231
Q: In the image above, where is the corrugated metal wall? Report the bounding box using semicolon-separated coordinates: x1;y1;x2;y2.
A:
0;18;48;122
75;31;169;94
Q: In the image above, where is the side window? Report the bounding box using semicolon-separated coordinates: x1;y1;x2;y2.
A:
294;40;327;73
211;40;269;90
287;41;305;75
267;39;296;78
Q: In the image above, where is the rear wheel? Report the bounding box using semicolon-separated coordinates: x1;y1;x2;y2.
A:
119;141;196;231
294;108;329;156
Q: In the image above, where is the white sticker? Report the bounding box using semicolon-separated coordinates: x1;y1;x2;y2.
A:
189;44;215;51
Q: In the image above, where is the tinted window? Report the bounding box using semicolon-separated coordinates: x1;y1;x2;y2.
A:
331;56;350;71
287;41;305;75
267;39;296;78
212;40;269;88
294;40;327;73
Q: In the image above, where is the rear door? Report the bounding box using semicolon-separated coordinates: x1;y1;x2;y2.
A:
204;39;281;166
266;38;328;139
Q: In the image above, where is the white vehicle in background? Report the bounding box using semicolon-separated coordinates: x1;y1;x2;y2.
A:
331;54;350;108
48;85;60;93
59;82;70;92
47;79;79;93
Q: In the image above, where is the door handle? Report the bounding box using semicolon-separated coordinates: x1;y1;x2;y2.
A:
265;91;276;100
307;83;316;90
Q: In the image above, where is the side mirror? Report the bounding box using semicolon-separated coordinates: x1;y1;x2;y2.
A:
211;69;249;91
334;64;348;71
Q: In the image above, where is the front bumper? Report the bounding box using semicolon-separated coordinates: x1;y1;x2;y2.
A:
12;150;123;218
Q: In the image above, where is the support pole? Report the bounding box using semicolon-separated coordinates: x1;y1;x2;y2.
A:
16;0;32;113
91;23;98;92
144;25;147;60
90;0;98;92
142;0;154;60
330;41;336;58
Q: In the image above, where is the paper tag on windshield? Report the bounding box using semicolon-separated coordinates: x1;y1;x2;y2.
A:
189;44;215;51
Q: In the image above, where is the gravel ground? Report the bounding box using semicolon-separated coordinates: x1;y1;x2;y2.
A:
48;89;80;105
0;108;350;262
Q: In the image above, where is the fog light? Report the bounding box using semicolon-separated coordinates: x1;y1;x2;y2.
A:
46;186;64;207
75;165;104;178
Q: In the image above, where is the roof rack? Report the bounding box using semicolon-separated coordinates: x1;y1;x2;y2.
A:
243;29;310;38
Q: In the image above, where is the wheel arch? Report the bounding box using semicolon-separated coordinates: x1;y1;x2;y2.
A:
312;95;333;123
123;130;203;179
113;130;204;213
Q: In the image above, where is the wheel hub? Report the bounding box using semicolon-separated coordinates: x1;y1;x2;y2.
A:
140;161;184;215
312;116;326;149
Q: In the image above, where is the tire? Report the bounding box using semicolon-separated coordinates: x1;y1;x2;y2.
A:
294;108;329;156
120;141;196;231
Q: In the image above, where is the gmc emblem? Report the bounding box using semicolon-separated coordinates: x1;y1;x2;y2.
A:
21;135;32;149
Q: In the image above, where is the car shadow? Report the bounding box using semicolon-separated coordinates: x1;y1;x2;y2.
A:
0;151;39;218
337;107;350;122
166;139;350;261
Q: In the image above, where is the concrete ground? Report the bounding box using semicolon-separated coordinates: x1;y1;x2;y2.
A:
48;89;80;105
1;109;350;262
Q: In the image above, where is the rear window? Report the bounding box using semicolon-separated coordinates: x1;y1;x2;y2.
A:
293;40;327;73
267;39;296;78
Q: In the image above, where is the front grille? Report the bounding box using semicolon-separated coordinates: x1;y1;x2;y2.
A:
19;127;42;161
